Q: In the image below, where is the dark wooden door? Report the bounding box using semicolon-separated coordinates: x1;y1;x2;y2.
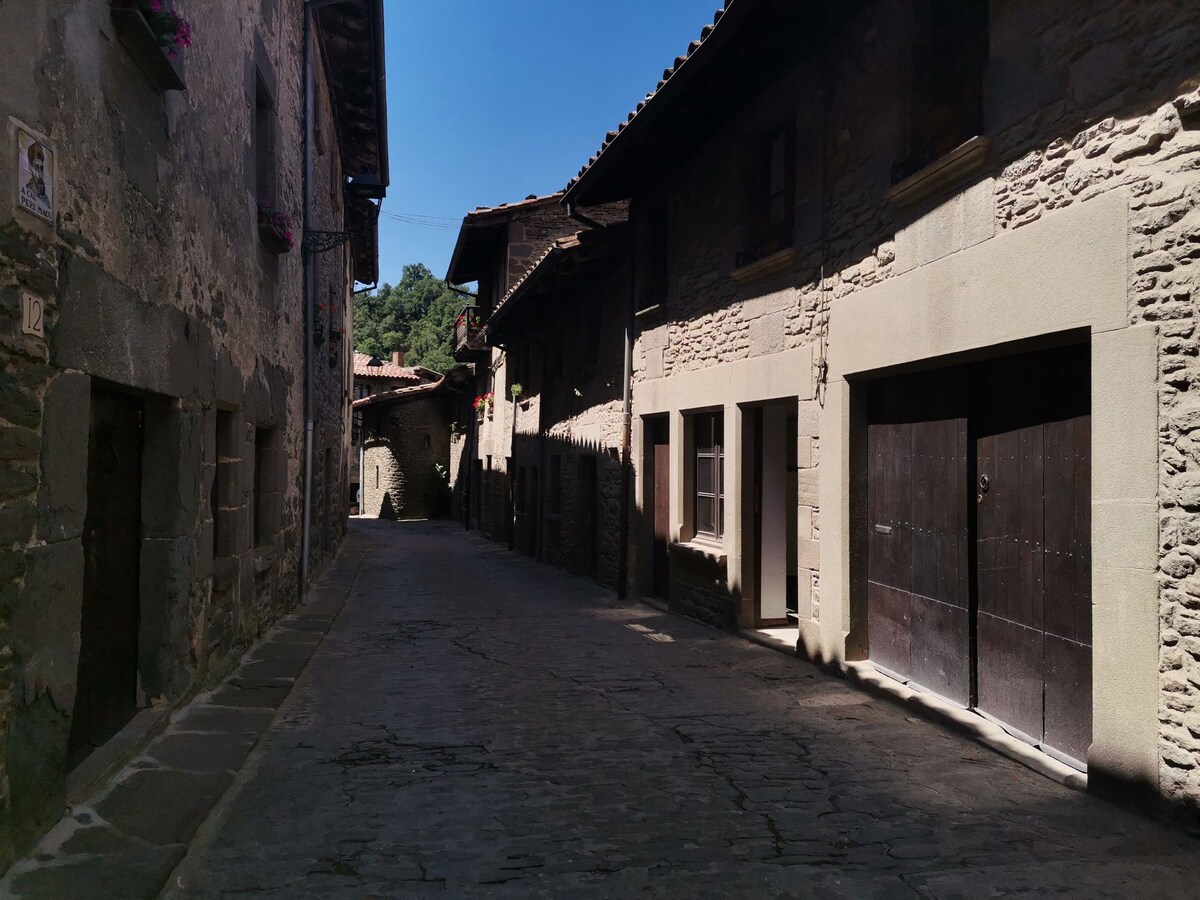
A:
752;408;764;621
975;347;1091;764
577;456;598;577
650;419;670;598
867;373;970;706
68;388;144;765
513;466;527;554
786;414;799;618
472;460;483;529
528;466;539;558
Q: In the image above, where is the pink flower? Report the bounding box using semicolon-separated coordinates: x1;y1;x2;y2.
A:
150;0;162;10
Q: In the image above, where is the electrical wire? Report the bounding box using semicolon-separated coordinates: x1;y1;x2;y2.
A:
380;210;462;229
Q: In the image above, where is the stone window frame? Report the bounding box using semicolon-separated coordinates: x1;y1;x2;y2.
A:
252;426;282;550
631;347;815;597
212;408;239;561
250;35;279;215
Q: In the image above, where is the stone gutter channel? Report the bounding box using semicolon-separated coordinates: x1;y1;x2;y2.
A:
0;536;367;900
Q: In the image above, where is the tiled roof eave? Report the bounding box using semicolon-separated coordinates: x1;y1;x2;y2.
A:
562;1;735;205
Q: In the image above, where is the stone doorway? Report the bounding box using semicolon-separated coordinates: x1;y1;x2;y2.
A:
67;386;144;767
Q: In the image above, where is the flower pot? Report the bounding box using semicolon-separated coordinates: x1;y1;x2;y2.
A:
258;219;292;255
110;2;186;92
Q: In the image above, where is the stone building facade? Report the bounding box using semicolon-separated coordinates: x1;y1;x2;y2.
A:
351;353;450;521
350;351;441;512
0;0;385;864
446;195;589;545
485;227;632;587
446;196;629;576
458;0;1200;824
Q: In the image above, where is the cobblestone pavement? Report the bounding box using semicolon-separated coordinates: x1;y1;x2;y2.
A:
167;520;1200;898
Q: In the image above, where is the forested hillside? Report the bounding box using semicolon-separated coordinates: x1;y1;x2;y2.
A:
353;263;475;373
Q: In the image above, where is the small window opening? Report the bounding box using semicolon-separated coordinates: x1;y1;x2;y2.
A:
254;71;277;208
893;0;989;182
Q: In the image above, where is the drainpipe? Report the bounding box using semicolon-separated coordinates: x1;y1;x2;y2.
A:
301;1;318;592
615;254;634;601
566;201;632;600
536;339;547;562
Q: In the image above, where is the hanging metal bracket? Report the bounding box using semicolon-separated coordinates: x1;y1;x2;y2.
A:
302;230;362;254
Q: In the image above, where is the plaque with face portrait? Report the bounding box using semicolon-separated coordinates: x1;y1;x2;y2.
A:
16;127;53;222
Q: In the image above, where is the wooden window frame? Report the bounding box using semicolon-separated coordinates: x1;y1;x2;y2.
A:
893;0;989;184
693;412;725;542
759;119;796;255
637;193;670;312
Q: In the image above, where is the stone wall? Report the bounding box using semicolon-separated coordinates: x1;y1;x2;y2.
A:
0;0;356;863
361;396;451;521
620;0;1200;815
309;40;354;568
504;253;629;588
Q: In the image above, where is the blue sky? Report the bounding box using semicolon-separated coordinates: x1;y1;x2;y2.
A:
377;0;720;287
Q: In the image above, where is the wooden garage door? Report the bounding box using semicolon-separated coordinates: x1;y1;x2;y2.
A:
867;346;1091;766
867;373;970;706
975;347;1091;766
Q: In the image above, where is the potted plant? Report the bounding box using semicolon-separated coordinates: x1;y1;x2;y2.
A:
257;203;295;255
110;0;191;92
473;392;494;420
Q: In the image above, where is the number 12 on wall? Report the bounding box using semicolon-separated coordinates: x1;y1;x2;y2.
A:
21;293;44;338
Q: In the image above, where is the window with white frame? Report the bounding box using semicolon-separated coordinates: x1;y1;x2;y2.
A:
693;412;724;541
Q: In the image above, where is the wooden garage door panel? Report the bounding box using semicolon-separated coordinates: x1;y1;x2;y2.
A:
909;594;970;705
1043;633;1092;765
911;418;968;608
977;424;1045;631
1043;413;1091;647
977;612;1044;744
867;582;911;682
868;422;912;593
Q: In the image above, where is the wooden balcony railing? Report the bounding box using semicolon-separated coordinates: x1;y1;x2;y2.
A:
454;305;485;355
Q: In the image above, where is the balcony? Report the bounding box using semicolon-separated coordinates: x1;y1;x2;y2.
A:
454;305;487;362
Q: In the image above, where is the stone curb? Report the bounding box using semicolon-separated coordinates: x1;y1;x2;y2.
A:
842;661;1089;790
0;538;367;900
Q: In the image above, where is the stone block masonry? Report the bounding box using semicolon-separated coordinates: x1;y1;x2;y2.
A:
608;0;1200;822
0;0;374;867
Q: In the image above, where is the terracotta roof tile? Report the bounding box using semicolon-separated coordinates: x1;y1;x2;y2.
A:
353;352;428;381
351;374;446;409
464;191;564;220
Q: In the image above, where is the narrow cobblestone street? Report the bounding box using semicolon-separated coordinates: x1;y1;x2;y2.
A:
167;520;1200;898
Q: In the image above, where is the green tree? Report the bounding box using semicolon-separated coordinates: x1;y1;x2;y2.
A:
352;263;474;373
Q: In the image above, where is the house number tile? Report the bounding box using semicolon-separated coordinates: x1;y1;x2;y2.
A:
21;293;45;338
